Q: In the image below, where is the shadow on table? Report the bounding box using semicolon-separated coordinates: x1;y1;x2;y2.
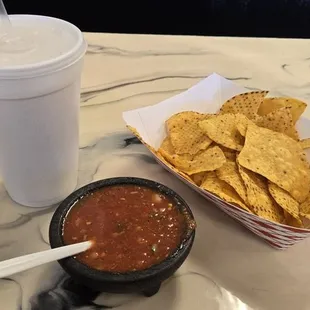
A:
30;274;178;310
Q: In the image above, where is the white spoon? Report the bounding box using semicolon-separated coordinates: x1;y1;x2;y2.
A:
0;241;92;278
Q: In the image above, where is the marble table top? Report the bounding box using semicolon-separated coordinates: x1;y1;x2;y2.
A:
1;33;310;310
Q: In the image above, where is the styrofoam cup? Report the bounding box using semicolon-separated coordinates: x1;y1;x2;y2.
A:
0;15;87;207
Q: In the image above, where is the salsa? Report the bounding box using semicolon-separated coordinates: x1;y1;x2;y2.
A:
62;185;186;272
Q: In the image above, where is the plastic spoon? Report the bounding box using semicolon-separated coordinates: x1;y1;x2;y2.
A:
0;241;92;278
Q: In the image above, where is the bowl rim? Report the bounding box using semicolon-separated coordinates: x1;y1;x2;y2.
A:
49;177;196;283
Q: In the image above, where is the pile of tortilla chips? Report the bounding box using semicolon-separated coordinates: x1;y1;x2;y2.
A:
157;91;310;228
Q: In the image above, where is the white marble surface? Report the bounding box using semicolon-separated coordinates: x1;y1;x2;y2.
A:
1;33;310;310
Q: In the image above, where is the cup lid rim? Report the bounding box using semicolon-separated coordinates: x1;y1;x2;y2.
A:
0;15;87;79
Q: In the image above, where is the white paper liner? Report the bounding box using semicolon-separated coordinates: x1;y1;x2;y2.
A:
123;73;310;249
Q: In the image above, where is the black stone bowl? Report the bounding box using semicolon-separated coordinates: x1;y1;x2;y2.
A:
49;177;196;297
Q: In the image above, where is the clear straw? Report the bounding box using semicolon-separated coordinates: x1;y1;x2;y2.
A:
0;0;11;33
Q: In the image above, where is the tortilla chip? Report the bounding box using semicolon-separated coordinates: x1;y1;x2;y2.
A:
222;150;237;161
300;138;310;150
216;161;248;203
286;127;300;141
172;146;226;175
166;111;212;155
158;139;225;175
200;171;251;212
236;122;247;137
159;136;175;155
155;152;193;183
199;113;249;151
299;195;310;220
237;108;299;140
238;123;310;203
258;97;307;124
219;91;268;119
301;217;310;228
268;182;301;226
255;107;298;140
283;211;304;228
213;144;237;161
191;172;206;186
158;136;193;165
127;126;195;184
238;165;284;223
158;136;176;163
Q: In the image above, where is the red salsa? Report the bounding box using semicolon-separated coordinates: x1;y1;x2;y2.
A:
62;185;186;272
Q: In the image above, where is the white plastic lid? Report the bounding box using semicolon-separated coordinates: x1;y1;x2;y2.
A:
0;15;87;79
